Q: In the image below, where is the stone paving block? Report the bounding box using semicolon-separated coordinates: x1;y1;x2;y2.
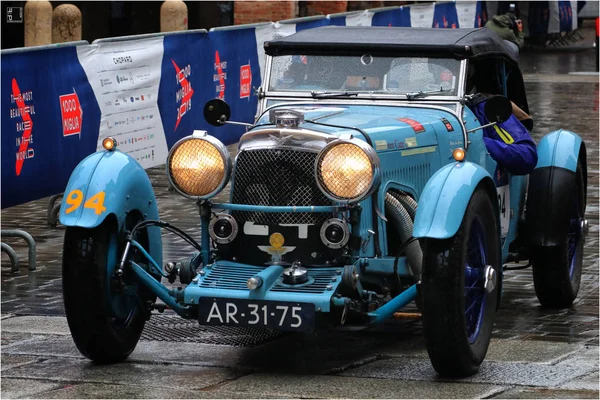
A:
2;316;70;335
1;354;41;371
560;372;600;391
1;332;46;348
485;339;583;363
37;383;206;399
2;357;243;390
2;335;83;358
210;373;507;399
493;387;600;399
1;378;63;399
380;338;584;364
338;357;596;388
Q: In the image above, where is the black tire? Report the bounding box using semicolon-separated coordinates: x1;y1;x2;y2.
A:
421;186;501;377
62;215;155;363
532;158;586;308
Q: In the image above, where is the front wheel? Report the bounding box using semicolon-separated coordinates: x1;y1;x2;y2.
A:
421;187;501;377
62;215;155;363
531;158;586;308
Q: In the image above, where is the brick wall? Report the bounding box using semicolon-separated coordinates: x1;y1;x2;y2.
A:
305;1;348;16
347;1;385;11
234;1;299;25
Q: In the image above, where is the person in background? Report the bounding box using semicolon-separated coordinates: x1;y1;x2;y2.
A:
485;3;525;54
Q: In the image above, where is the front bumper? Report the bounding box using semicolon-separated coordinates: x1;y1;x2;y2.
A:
183;261;342;312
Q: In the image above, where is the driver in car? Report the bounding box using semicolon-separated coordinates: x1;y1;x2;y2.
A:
466;66;538;176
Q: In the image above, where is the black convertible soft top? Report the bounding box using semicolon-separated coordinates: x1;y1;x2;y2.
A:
265;26;518;64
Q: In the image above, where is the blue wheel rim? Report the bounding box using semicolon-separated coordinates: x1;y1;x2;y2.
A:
465;217;487;344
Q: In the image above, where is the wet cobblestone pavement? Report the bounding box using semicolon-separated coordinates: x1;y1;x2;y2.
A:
2;41;599;398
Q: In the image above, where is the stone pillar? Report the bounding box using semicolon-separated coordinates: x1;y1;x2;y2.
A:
24;0;52;47
305;1;347;16
161;0;188;32
52;4;82;43
234;1;299;25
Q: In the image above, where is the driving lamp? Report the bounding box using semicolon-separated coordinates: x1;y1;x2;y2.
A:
452;148;466;162
102;137;117;151
166;130;231;199
315;139;380;203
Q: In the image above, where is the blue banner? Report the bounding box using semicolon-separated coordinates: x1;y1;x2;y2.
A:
1;46;100;208
371;8;411;27
433;2;460;28
207;27;263;145
158;31;209;149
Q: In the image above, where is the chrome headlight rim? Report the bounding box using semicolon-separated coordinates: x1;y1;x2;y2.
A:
314;137;381;204
166;130;232;200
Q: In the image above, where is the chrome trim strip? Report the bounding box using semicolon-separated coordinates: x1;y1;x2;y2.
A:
257;99;464;133
211;203;341;213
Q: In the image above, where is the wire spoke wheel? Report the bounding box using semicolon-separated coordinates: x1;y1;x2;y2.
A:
421;186;500;377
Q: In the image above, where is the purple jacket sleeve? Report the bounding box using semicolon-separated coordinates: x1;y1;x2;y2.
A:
472;102;538;175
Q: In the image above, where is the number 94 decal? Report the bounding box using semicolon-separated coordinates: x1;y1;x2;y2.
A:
64;190;107;215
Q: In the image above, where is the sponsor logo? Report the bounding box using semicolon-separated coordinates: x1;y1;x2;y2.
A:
172;59;194;131
240;64;252;99
441;118;454;132
10;78;35;175
397;117;426;134
214;51;227;99
112;56;133;64
59;89;83;138
6;7;23;23
116;74;129;84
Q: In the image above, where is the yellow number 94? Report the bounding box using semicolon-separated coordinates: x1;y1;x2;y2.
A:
65;190;107;216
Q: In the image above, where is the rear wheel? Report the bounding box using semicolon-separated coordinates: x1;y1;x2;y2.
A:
421;187;501;377
62;214;156;363
532;159;586;308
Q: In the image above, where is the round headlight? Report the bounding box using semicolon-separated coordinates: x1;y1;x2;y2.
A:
315;138;380;203
166;131;231;199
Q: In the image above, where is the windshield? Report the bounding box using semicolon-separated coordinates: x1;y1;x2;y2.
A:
268;55;461;97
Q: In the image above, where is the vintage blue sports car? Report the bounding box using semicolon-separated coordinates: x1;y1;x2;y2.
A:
60;27;588;377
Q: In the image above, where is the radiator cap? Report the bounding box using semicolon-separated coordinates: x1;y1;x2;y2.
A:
282;261;308;284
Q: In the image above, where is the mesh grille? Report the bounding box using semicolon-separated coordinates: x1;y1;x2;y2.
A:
142;315;283;345
232;148;331;225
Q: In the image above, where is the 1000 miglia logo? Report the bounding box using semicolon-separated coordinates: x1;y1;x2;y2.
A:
172;60;193;131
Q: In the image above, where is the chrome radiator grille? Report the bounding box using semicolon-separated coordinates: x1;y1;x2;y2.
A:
231;148;331;225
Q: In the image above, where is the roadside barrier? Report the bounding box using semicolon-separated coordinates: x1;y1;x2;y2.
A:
1;1;579;210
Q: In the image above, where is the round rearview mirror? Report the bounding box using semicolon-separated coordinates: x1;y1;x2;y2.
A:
483;95;512;124
203;99;231;127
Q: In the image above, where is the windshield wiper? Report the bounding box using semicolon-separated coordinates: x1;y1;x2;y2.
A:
310;91;360;98
405;88;454;100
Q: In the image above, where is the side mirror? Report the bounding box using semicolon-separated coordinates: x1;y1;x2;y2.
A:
203;99;231;127
483;95;512;124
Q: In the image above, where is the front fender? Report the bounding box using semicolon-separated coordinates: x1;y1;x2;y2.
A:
526;129;586;247
413;161;497;239
59;149;162;266
535;129;583;172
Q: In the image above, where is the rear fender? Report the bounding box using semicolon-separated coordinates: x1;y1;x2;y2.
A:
526;130;586;247
413;161;499;240
59;150;162;266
